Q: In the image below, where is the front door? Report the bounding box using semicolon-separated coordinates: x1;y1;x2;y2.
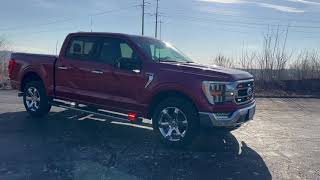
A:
98;37;148;114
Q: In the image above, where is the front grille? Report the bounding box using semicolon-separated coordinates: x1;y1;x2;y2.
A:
235;80;254;104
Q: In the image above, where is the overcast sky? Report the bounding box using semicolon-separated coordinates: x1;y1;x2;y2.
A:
1;0;320;64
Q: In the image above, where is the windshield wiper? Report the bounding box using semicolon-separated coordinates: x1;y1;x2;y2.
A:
157;57;178;63
160;60;179;63
182;61;194;64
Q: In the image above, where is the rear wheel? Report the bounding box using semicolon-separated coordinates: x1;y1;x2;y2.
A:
152;98;199;147
23;81;52;118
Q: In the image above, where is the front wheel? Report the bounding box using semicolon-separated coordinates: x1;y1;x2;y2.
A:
152;98;199;147
23;81;52;118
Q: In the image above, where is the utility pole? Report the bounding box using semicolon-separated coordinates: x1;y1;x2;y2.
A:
141;0;145;35
155;0;159;38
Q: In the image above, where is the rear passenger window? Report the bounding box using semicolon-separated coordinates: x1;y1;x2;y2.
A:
65;37;98;61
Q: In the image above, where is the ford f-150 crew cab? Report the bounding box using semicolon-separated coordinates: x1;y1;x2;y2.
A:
9;32;256;146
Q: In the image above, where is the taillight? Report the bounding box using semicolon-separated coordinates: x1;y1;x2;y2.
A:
8;59;16;78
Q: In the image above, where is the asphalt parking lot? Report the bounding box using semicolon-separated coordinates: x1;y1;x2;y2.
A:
0;90;319;180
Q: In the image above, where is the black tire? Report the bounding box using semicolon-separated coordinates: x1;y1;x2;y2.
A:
152;97;199;147
23;81;52;118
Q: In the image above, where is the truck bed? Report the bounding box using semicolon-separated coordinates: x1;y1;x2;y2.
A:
10;53;57;96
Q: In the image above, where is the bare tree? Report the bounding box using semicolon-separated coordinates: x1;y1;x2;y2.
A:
212;53;236;68
258;25;291;82
291;50;320;80
239;45;257;77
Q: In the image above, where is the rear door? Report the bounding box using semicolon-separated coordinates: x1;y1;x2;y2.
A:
55;36;103;103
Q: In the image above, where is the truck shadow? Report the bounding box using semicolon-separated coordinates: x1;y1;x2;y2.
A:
0;110;271;180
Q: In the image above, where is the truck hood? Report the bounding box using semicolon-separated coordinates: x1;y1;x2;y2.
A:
160;62;253;81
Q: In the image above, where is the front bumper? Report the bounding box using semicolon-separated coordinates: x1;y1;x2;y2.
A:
199;102;256;128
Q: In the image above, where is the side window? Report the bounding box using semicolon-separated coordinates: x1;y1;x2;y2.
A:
120;43;133;58
65;37;98;61
99;38;121;65
99;38;141;72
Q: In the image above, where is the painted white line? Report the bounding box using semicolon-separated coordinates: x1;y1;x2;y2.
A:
110;121;153;130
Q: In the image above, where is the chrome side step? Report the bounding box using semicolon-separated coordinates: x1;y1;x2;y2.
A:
51;100;143;124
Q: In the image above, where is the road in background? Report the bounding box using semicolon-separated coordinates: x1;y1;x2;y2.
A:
0;90;319;180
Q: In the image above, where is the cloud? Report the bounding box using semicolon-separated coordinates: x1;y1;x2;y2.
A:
287;0;320;5
198;0;305;13
257;3;304;13
198;0;244;4
258;3;305;13
32;0;56;8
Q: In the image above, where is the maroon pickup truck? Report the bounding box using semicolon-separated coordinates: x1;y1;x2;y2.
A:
9;32;256;146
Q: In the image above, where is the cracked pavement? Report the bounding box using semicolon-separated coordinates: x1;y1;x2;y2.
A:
0;90;319;180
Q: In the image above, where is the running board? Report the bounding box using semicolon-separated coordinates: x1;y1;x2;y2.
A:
51;100;143;124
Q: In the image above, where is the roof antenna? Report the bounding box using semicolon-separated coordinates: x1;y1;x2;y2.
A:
90;16;93;32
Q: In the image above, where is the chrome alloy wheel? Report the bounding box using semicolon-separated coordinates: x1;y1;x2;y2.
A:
25;87;40;112
158;107;188;142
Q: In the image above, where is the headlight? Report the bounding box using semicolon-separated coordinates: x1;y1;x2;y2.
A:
202;81;235;104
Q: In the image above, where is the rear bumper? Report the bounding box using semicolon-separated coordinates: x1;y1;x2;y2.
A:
199;102;256;128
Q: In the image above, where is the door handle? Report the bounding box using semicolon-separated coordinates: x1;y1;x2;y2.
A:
58;66;68;70
91;70;103;74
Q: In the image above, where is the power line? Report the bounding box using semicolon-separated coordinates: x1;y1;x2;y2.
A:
161;6;320;25
164;13;320;35
157;7;320;31
162;17;320;39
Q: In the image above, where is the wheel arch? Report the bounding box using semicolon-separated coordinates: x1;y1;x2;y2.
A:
20;71;44;92
147;90;199;119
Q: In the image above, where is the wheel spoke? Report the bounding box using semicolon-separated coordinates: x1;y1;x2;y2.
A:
174;127;182;136
165;127;174;138
29;101;35;111
159;122;169;127
178;120;188;127
34;102;39;109
26;100;32;107
28;88;34;96
163;110;173;120
174;108;179;120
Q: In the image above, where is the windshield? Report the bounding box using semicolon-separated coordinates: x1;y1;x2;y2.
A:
131;37;193;63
